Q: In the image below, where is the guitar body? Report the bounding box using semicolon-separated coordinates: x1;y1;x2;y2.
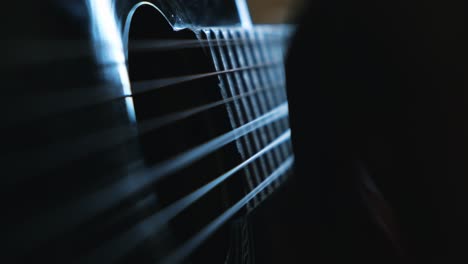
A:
2;1;294;263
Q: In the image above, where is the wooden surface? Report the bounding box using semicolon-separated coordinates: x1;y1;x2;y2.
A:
247;0;304;23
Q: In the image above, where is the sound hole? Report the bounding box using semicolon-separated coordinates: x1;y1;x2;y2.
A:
127;5;244;263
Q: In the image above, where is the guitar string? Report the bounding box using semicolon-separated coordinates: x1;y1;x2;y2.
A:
130;37;287;52
207;28;289;254
266;28;295;156
131;61;279;94
4;35;288;188
6;36;291;211
227;29;268;208
227;28;273;205
9;103;289;249
5;37;289;67
4;35;288;175
213;29;267;208
250;29;288;192
249;29;291;190
270;28;295;153
78;130;291;264
160;156;294;264
6;29;292;256
5;28;290;125
237;29;280;198
5;84;281;187
6;62;282;125
203;29;261;207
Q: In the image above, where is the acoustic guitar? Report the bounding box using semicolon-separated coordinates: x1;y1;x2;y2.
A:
2;1;294;263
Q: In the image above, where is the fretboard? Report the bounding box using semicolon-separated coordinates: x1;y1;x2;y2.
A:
200;25;294;210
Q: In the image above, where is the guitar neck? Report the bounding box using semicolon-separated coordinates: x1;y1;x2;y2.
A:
197;25;294;209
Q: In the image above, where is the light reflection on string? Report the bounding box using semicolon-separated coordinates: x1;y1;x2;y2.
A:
10;103;289;249
6;62;281;125
81;130;291;264
161;156;295;264
3;38;288;67
4;84;282;188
